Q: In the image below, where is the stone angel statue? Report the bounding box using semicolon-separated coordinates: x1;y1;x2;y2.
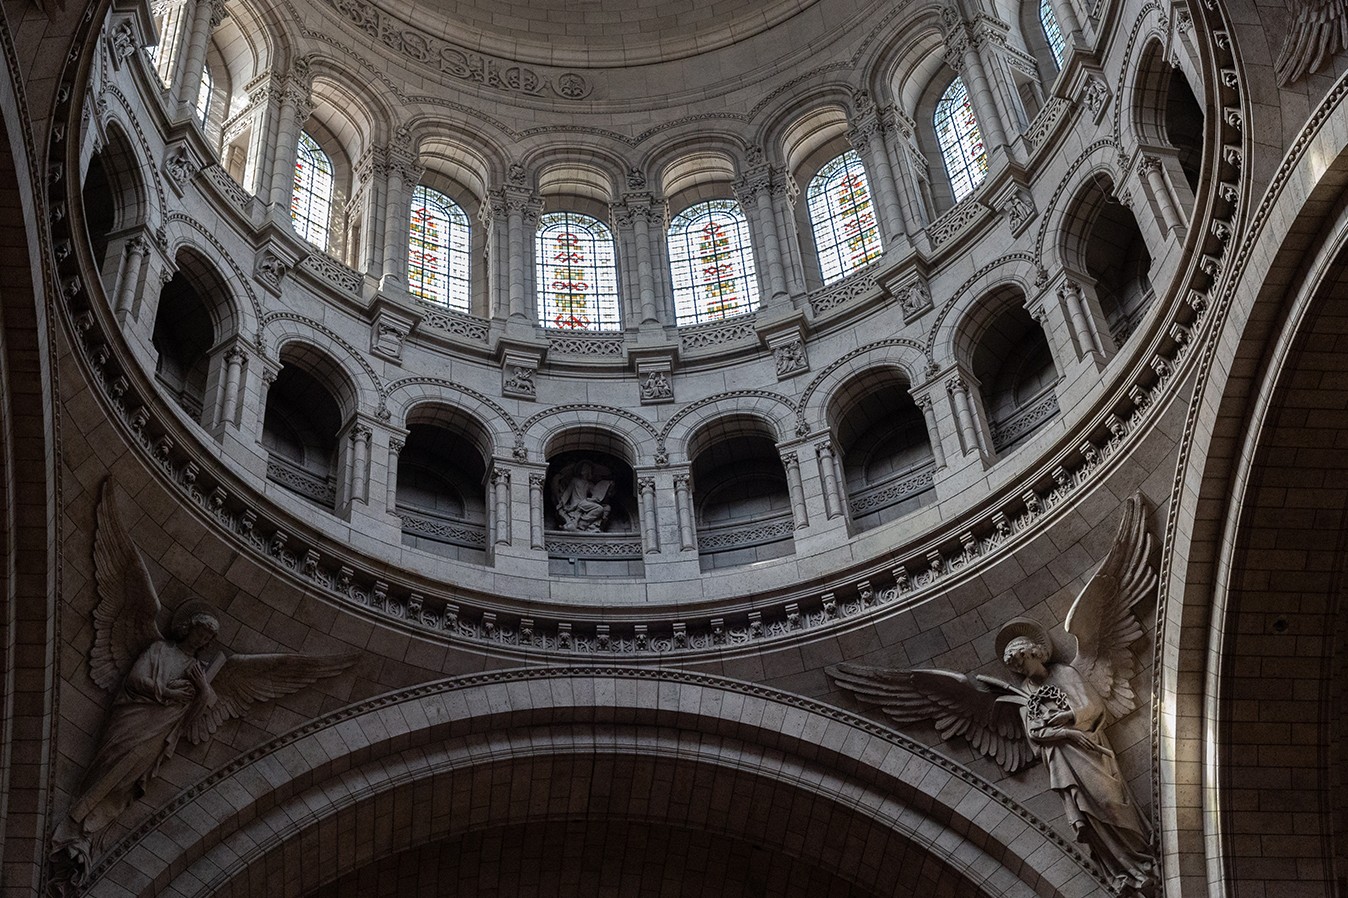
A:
50;482;358;891
828;493;1157;894
1276;0;1348;84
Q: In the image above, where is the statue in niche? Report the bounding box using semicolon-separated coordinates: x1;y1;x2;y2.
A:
828;494;1157;894
49;481;357;894
551;460;614;531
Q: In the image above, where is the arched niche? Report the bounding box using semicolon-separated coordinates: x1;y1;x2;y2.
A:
151;249;237;425
395;405;491;564
827;368;936;530
1063;175;1154;347
688;415;793;570
81;123;148;280
963;286;1060;455
542;427;641;577
1133;39;1204;197
262;345;355;510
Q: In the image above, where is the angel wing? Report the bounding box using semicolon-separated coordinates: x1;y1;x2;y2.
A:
826;664;1036;773
1065;493;1157;719
183;651;358;745
89;480;165;691
1276;0;1348;84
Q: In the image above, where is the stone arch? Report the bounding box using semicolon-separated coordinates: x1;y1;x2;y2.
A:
685;411;781;464
161;214;264;332
660;391;795;464
86;669;1098;898
523;406;657;466
267;333;370;425
383;379;519;458
84;119;150;238
801;340;928;430
754;85;855;164
925;260;1039;366
261;316;382;419
401;399;496;467
539;421;641;468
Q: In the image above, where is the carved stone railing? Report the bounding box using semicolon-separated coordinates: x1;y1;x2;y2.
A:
266;454;337;507
414;302;490;343
1022;97;1073;152
990;386;1060;452
678;313;758;351
808;267;880;316
847;462;937;517
396;508;487;548
926;195;991;250
545;328;625;356
298;253;363;297
696;514;795;553
197;163;255;215
545;531;645;559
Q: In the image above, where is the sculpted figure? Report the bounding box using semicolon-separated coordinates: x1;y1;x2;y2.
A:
828;493;1157;894
552;460;614;532
50;482;357;892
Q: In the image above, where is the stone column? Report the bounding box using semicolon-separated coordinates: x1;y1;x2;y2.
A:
214;346;246;429
941;7;1010;153
491;467;512;546
385;436;404;519
946;374;995;460
499;187;542;321
380;143;422;293
267;72;313;211
346;422;372;507
1050;0;1083;45
482;191;508;319
350;149;388;278
632;201;661;324
782;450;809;530
113;234;150;322
848;96;905;246
1138;154;1184;235
673;472;696;550
173;0;226;116
816;440;846;520
241;74;282;199
915;393;947;469
735;164;789;304
638;476;659;553
528;471;545;550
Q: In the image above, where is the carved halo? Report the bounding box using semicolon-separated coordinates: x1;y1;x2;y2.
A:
995;617;1052;664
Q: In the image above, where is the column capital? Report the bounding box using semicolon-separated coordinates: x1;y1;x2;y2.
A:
732;163;782;204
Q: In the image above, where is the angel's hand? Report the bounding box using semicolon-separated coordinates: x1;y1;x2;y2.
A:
163;677;195;702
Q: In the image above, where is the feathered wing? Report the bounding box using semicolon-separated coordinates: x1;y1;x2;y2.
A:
184;651;359;745
826;664;1035;773
89;480;165;691
1276;0;1348;85
1065;492;1157;719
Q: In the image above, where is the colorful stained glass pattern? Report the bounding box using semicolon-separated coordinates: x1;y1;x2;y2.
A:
806;150;884;285
408;185;471;311
934;77;989;204
291;132;334;250
1040;0;1067;67
536;211;621;331
668;200;759;325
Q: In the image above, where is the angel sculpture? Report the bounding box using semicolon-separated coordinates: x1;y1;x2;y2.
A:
50;482;357;891
1275;0;1348;85
552;460;614;532
828;493;1157;894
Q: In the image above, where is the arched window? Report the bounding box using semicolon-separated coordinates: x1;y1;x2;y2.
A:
668;200;760;325
147;0;188;87
806;149;884;285
291;132;334;250
408;185;471;311
535;211;621;331
195;67;213;124
1039;0;1067;67
934;77;989;204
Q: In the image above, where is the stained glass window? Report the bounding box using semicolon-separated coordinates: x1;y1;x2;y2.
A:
407;185;471;311
806;150;884;285
667;200;760;326
291;132;334;250
535;211;621;331
1040;0;1067;67
195;68;213;124
934;77;989;204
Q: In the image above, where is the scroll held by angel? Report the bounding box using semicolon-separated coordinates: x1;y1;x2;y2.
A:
828;493;1158;894
50;482;357;893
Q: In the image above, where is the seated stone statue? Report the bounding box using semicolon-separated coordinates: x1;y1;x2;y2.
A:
552;460;614;531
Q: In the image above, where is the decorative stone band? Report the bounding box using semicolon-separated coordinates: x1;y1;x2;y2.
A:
989;387;1060;453
266;455;337;506
807;267;881;316
847;463;937;516
678;314;758;351
414;303;491;343
927;195;992;249
297;252;363;297
696;514;795;552
545;329;625;356
396;509;488;548
545;533;645;559
1022;97;1073;153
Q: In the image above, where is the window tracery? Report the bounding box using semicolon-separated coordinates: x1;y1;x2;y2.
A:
291;131;334;250
667;200;760;325
408;185;471;311
536;211;622;331
934;77;989;204
1039;0;1067;68
806;150;883;285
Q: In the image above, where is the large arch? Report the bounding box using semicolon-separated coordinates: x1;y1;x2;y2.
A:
86;669;1100;898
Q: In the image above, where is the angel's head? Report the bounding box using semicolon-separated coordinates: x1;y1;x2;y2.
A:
171;611;219;651
1002;635;1050;676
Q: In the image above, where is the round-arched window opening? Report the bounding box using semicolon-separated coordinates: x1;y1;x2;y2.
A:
691;433;794;570
262;365;344;509
971;303;1061;455
395;422;488;564
831;374;937;530
151;273;216;423
668;199;760;325
536;211;622;331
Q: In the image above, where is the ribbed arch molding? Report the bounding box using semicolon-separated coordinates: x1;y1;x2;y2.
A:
87;669;1104;898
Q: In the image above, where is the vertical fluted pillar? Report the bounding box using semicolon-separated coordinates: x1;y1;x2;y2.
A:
114;235;149;320
267;65;313;212
916;394;947;469
1060;279;1104;356
528;473;545;550
673;473;696;550
638;477;659;553
783;451;809;529
173;0;226;115
348;424;372;505
632;208;660;324
492;468;512;546
507;199;526;319
816;441;845;520
735;165;788;303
